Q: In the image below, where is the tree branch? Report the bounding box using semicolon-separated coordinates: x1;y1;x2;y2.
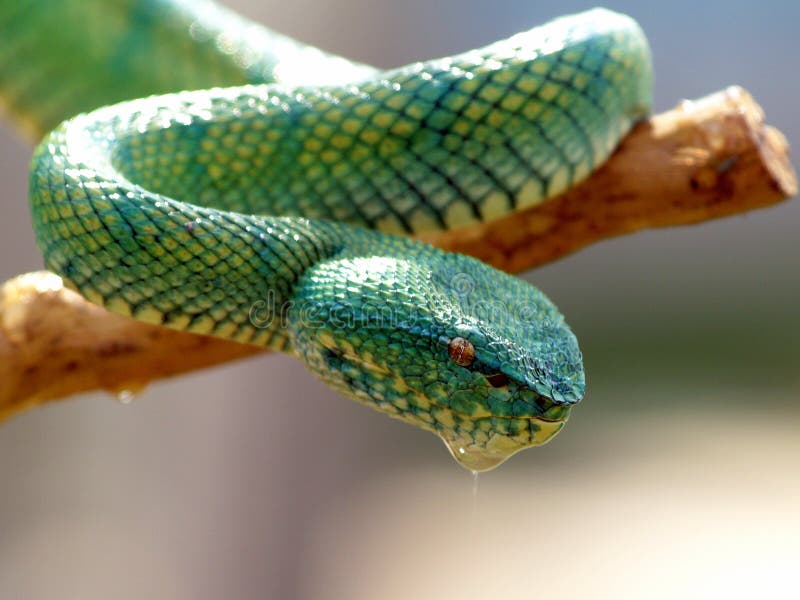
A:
0;272;260;421
0;87;795;419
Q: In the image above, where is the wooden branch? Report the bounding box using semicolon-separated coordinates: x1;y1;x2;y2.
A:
0;272;260;420
0;86;795;419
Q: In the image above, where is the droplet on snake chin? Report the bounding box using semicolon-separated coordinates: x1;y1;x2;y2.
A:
440;436;510;472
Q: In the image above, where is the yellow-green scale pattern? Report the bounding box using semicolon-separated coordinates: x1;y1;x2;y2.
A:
108;9;652;234
18;4;653;469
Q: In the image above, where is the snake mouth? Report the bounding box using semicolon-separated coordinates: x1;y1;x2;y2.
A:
309;332;574;472
440;414;569;472
320;336;573;418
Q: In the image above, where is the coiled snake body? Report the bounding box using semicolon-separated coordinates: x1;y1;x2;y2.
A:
0;1;652;470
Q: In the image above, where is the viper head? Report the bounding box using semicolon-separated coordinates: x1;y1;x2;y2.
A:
288;236;584;471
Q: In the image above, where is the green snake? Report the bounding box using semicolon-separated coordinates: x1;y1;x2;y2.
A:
0;0;652;470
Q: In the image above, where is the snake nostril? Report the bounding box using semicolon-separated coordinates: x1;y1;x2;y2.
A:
486;372;509;388
323;346;343;363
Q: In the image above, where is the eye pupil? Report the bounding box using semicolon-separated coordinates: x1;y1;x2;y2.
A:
486;373;509;388
448;337;475;367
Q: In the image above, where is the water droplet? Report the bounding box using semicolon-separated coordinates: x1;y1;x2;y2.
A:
107;381;149;405
440;436;511;472
470;470;480;530
116;390;136;404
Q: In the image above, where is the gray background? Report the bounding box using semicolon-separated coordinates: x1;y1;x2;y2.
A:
1;1;798;598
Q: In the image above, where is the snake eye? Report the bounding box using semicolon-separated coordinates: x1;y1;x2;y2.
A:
448;337;475;367
485;373;509;388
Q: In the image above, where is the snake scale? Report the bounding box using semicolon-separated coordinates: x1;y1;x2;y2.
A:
0;0;652;470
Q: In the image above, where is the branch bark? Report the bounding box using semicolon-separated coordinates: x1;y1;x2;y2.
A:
0;272;260;421
0;86;796;419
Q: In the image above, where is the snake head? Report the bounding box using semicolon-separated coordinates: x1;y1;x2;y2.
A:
287;235;584;471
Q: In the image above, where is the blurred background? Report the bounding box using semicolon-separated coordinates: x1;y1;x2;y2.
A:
0;0;798;598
